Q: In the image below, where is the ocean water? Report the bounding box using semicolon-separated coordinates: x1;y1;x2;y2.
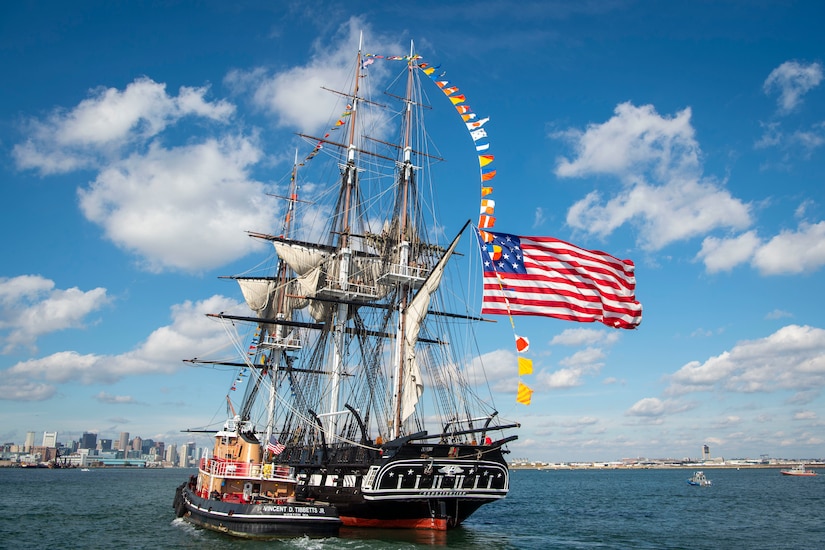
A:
1;466;823;549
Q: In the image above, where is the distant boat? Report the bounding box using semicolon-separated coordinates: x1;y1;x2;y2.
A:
780;464;817;476
687;471;712;486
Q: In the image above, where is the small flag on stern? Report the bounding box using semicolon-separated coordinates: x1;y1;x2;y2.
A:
266;436;285;455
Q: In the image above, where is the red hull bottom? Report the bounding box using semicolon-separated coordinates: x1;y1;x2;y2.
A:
340;515;449;530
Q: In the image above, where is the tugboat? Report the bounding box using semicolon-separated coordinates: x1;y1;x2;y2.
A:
173;414;341;538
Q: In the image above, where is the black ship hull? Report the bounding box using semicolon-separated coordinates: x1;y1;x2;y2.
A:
289;439;511;530
173;483;341;538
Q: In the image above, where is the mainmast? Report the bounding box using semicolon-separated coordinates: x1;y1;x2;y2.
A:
390;41;419;439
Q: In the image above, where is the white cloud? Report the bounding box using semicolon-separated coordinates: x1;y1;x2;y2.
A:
13;77;234;175
763;60;823;114
556;102;699;180
536;347;605;389
752;221;825;275
696;222;825;275
0;294;240;401
793;410;817;421
625;396;693;418
666;324;825;395
0;275;110;353
555;102;752;251
77;136;276;272
626;397;665;417
696;231;761;273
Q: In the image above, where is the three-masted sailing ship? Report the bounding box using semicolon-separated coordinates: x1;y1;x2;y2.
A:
174;40;519;535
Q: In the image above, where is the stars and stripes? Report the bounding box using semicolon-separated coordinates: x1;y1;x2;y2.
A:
478;231;642;329
266;436;285;455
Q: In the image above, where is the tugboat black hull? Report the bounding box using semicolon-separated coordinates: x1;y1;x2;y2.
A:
174;484;341;539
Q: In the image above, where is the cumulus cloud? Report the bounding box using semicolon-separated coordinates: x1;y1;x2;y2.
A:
464;348;518;393
0;294;241;401
554;102;752;251
752;222;825;275
556;102;699;181
626;397;666;417
696;231;761;273
535;347;605;389
763;60;823;114
0;275;110;353
77;136;276;272
666;324;825;395
697;222;825;275
13;77;235;175
625;396;693;419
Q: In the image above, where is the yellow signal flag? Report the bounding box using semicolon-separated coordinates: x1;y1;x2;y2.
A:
517;356;533;376
478;154;494;167
516;381;533;405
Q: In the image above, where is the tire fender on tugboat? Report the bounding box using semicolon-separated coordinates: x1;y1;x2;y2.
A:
173;483;187;518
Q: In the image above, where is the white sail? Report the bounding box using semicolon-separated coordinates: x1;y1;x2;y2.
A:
237;278;275;313
273;241;328;276
400;229;464;422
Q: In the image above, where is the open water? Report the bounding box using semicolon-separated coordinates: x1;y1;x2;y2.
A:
1;466;823;549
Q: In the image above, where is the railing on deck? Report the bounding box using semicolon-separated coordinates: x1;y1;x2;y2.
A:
199;458;293;481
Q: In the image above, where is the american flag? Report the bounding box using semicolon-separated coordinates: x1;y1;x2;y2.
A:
266;436;285;455
478;230;642;329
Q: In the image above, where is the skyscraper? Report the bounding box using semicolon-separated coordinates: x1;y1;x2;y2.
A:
42;431;58;447
80;432;97;450
118;432;129;451
24;431;35;452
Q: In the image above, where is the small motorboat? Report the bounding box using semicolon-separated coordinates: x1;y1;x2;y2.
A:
780;464;817;476
687;471;712;486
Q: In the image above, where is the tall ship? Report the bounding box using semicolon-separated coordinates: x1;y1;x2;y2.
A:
174;40;522;534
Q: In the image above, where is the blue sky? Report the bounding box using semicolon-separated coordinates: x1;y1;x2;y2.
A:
2;1;824;462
